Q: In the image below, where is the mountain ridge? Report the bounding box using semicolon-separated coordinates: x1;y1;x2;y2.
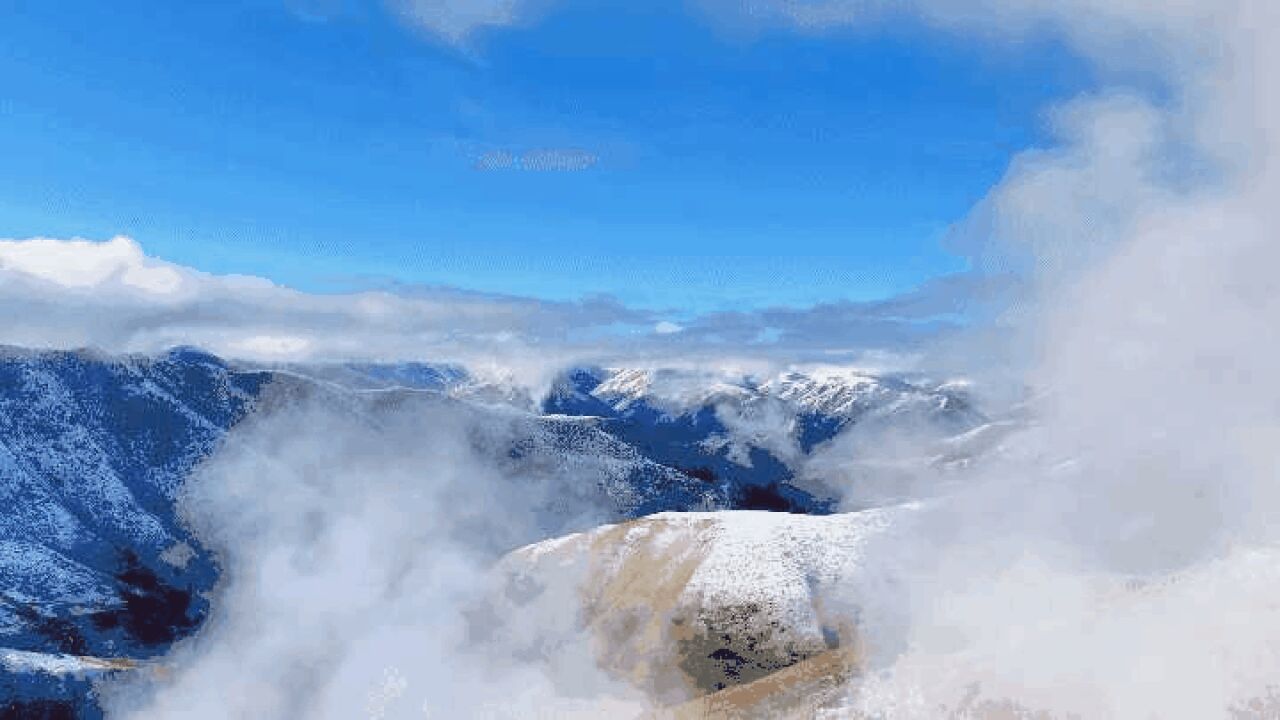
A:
0;345;986;715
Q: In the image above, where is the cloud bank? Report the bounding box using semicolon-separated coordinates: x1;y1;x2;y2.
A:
0;235;975;381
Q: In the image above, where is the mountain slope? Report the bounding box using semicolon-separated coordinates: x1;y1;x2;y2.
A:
0;349;724;713
0;347;269;659
0;348;984;715
544;366;983;512
0;346;271;716
494;508;902;712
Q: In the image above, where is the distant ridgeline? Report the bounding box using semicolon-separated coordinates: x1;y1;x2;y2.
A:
542;365;983;513
0;347;983;715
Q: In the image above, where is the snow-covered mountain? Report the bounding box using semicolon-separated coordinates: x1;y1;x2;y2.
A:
0;346;268;715
493;507;906;715
0;347;989;715
543;365;984;512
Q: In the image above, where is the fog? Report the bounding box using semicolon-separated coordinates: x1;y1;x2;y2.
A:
100;388;646;718
821;1;1280;717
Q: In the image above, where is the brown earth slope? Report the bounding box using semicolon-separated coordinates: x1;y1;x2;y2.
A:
492;509;898;716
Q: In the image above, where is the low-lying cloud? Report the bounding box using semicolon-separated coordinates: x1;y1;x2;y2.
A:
801;0;1280;717
0;234;975;381
100;385;646;718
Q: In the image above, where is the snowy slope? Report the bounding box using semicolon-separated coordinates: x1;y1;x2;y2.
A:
0;346;271;715
0;348;737;713
0;347;269;657
495;508;904;708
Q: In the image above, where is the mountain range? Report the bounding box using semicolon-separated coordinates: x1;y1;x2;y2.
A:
0;346;986;717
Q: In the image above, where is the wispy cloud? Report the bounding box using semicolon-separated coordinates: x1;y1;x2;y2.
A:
385;0;539;43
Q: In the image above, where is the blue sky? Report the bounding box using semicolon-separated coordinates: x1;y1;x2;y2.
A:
0;0;1090;313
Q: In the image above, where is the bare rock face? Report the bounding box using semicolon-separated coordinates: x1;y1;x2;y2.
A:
492;509;897;714
650;649;854;719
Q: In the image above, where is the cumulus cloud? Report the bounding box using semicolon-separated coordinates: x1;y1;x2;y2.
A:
0;234;632;362
781;0;1280;717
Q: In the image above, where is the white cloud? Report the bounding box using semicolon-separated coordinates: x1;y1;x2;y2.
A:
777;1;1280;717
0;235;187;295
0;235;964;378
0;235;633;368
100;390;647;718
227;334;314;358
